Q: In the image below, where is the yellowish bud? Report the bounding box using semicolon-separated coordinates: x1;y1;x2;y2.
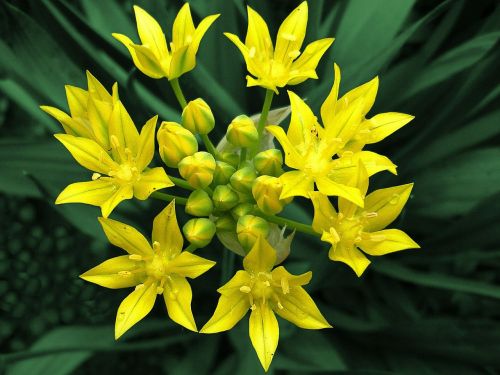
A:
185;189;213;217
212;161;236;186
212;184;239;211
215;215;236;232
219;152;240;168
182;98;215;134
231;202;254;220
253;148;283;176
237;215;270;251
252;175;287;215
230;166;257;193
178;151;216;189
226;115;258;147
157;122;198;167
182;218;216;248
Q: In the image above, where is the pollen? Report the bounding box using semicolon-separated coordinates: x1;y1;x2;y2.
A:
281;32;297;41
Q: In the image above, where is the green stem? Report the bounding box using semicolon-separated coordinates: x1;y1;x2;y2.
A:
250;89;274;158
169;176;194;191
169;78;188;109
256;211;319;237
239;148;247;167
200;133;219;159
150;192;187;205
184;243;198;253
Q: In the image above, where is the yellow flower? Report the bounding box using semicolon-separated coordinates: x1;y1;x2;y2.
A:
55;100;173;218
113;4;219;80
201;236;331;372
224;2;334;93
40;71;119;149
310;165;420;277
80;201;216;338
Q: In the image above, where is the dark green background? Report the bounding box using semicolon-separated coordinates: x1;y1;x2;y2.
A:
1;0;499;374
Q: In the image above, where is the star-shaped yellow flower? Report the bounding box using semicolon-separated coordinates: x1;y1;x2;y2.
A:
113;4;219;80
224;2;334;93
55;100;173;217
201;236;331;372
81;201;216;338
310;165;420;277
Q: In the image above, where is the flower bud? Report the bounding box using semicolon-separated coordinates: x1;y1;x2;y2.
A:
230;166;257;193
212;184;239;211
231;202;254;220
182;218;216;248
185;189;213;217
157;122;198;167
237;215;270;252
178;151;216;189
182;98;215;134
215;215;236;232
252;176;287;215
253;148;283;176
226;115;258;148
219;152;240;168
212;161;236;186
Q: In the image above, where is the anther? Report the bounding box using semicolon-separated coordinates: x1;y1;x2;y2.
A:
363;212;378;218
110;135;120;149
240;286;251;293
277;302;284;310
156;286;164;294
185;35;193;44
92;173;101;181
248;47;256;58
370;234;386;242
250;304;257;311
135;283;145;290
129;254;142;261
280;278;290;295
281;32;297;41
288;50;301;59
153;241;161;252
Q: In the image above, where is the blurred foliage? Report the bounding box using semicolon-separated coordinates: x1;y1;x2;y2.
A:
1;0;499;374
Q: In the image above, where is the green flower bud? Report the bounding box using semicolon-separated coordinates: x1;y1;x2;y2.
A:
212;184;239;211
157;122;198;167
252;175;288;215
215;215;236;232
219;152;240;168
182;98;215;134
230;166;257;193
253;148;284;176
178;151;216;189
182;218;216;248
212;161;236;186
237;215;270;252
185;189;213;217
231;202;254;220
226;115;258;147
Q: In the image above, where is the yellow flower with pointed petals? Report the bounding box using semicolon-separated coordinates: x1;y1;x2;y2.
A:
81;201;215;338
201;236;331;372
113;4;219;80
310;165;420;277
321;63;414;155
55;101;173;217
40;71;119;149
224;2;334;93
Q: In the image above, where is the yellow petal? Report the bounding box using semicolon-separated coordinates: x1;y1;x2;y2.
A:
338;161;368;217
86;71;112;103
320;63;341;129
112;33;165;79
288;38;334;85
358;229;420;255
64;85;88;118
243;236;277;274
323;96;365;147
286;90;317;146
274;1;308;63
135;115;158;171
168;45;191;80
87;96;112;150
339;76;379;115
98;216;153;257
217;270;252;295
249;303;279;372
271;266;312;287
224;32;259;78
115;281;157;339
172;3;195;50
265;125;303;170
101;184;134;218
366;112;414;144
134;167;173;201
276;285;331;329
328;243;370;277
279;170;314;199
356;151;397;176
109;100;139;159
168;251;216;279
80;255;145;289
133;5;169;62
54;134;116;174
246;6;273;61
363;183;414;232
152;200;183;257
315;176;364;207
56;179;116;206
246;75;279;93
40;106;91;137
190;14;220;56
309;191;337;233
200;293;249;334
163;274;197;332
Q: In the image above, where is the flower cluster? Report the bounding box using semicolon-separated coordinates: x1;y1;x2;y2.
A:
41;2;419;371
